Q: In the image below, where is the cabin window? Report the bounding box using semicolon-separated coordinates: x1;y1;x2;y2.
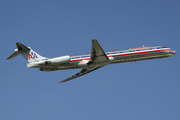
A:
156;47;163;49
81;56;88;58
144;49;150;50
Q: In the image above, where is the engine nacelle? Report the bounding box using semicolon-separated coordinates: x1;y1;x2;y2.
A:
77;60;89;68
45;55;70;65
77;57;115;69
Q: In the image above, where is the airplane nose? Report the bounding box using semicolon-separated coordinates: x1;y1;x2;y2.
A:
170;50;176;55
173;50;176;54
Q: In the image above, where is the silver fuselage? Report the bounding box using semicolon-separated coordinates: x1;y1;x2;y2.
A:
36;46;175;71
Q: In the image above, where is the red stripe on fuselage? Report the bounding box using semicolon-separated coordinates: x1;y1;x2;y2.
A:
70;58;90;62
70;48;173;62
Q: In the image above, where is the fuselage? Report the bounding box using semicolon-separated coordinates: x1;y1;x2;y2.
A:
37;45;175;71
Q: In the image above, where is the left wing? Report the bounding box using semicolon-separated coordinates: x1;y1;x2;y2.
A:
59;67;101;83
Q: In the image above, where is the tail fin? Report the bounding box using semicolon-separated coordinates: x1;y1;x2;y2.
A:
7;42;47;62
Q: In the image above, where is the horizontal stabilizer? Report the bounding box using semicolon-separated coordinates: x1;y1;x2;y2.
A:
6;49;20;60
16;42;30;51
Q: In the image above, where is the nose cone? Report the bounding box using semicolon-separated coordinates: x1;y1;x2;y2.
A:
170;50;176;56
173;50;176;54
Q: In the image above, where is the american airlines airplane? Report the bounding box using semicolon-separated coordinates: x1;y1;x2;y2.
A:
7;39;175;83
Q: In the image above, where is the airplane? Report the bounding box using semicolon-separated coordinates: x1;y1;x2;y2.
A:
7;39;175;83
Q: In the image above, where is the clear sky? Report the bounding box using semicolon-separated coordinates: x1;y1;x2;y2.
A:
1;0;180;120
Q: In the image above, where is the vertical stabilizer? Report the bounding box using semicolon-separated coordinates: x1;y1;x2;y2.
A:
7;42;47;62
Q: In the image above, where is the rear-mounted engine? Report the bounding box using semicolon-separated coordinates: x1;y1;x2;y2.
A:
45;55;70;65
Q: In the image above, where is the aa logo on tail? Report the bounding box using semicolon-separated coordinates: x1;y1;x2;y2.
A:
29;52;38;59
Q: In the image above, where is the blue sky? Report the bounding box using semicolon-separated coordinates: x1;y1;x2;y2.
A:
1;0;180;120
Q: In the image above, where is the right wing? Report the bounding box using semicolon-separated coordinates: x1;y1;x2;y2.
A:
59;67;101;83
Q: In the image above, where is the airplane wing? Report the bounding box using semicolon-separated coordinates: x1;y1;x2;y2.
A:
59;67;101;83
60;39;108;83
88;39;109;64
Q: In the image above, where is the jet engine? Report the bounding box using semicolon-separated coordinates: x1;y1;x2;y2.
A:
45;55;70;65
